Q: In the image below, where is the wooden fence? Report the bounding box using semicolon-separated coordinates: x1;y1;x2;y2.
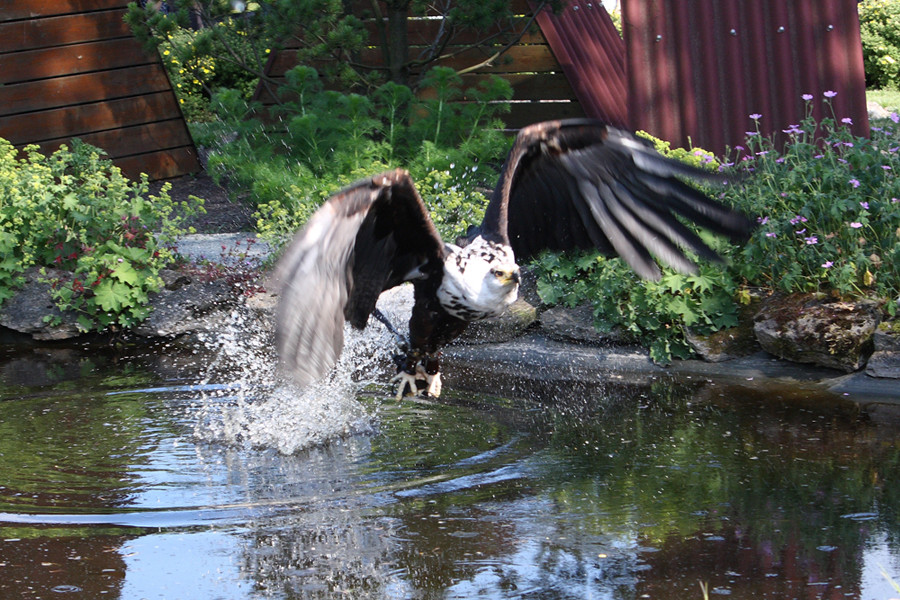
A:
253;0;627;129
0;0;200;180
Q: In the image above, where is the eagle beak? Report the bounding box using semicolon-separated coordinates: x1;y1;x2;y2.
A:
495;268;521;285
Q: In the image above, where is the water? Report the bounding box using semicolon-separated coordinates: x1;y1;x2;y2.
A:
1;306;899;598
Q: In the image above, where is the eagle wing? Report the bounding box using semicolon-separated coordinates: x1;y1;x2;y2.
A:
480;119;754;280
271;170;445;387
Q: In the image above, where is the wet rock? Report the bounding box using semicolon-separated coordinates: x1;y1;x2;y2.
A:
135;278;238;337
753;294;881;373
454;298;537;344
866;319;900;379
538;304;633;345
686;302;761;362
0;268;83;340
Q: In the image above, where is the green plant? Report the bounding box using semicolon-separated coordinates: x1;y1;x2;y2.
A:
206;66;511;245
859;0;900;90
533;250;740;364
722;93;900;308
0;138;203;331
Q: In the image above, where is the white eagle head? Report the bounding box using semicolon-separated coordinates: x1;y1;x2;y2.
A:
437;236;520;321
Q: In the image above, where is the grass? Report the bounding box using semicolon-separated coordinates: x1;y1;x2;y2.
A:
867;89;900;111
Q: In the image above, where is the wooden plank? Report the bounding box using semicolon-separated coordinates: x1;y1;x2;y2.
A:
27;120;193;162
0;9;131;53
1;0;129;22
461;72;577;101
500;100;586;128
115;146;201;181
417;44;560;73
0;93;183;145
1;38;155;85
0;64;172;117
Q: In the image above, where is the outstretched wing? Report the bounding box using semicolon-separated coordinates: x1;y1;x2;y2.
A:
480;119;755;280
272;170;445;387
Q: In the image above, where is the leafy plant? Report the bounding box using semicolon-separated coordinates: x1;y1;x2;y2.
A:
533;250;740;364
859;0;900;90
722;93;900;306
0;138;203;331
206;65;512;245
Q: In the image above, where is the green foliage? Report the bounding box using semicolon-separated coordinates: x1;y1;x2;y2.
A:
0;139;203;331
126;2;276;121
533;252;740;365
859;0;900;90
206;66;512;245
722;94;900;305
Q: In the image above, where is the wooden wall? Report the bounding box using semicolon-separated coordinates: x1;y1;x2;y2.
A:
0;0;200;180
254;0;627;129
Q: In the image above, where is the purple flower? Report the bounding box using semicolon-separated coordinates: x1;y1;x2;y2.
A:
824;90;837;98
790;215;808;225
841;117;853;125
757;216;769;225
893;197;899;203
814;154;824;159
776;157;786;164
783;125;803;135
796;228;807;235
849;179;860;188
822;261;833;268
745;131;759;137
802;94;813;101
765;232;778;238
883;165;892;170
805;236;818;245
860;201;869;209
892;112;900;124
749;113;762;120
850;222;863;229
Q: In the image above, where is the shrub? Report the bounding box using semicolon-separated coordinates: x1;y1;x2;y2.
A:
206;66;512;245
723;93;900;306
859;0;900;90
0;139;203;331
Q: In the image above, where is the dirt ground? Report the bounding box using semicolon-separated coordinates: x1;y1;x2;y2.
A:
150;172;255;234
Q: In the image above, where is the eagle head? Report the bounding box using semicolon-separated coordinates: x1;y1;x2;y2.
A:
436;236;520;321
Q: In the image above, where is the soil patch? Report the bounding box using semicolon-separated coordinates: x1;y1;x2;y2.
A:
151;172;254;234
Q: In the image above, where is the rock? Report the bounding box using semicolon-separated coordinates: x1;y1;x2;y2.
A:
538;304;633;345
0;268;83;340
134;278;237;337
454;298;537;344
868;100;892;121
753;294;881;372
686;301;761;362
866;319;900;378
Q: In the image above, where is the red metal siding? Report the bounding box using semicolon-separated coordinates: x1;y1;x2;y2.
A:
623;0;869;156
532;0;629;127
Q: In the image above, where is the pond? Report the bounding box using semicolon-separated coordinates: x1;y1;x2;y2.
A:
1;327;899;599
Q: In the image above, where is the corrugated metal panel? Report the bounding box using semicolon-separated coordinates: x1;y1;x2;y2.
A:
623;0;869;156
532;0;629;127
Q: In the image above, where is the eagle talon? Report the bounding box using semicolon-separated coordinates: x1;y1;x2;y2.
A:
390;370;419;400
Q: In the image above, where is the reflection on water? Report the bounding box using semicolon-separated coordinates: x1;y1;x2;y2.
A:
0;341;899;599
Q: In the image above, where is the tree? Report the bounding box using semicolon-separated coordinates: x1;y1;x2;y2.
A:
126;0;551;91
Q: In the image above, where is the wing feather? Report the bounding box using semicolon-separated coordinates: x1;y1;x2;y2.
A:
482;119;754;278
271;170;444;387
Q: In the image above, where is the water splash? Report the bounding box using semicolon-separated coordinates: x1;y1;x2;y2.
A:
191;286;415;454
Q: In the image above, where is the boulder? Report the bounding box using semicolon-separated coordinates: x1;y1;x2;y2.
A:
753;294;881;372
134;278;237;337
0;268;83;340
866;319;900;379
538;303;633;345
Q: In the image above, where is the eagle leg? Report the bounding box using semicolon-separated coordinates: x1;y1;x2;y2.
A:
389;348;442;399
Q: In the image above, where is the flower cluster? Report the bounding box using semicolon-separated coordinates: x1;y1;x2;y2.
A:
721;91;900;301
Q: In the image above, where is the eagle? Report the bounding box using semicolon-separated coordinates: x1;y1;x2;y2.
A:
272;119;754;398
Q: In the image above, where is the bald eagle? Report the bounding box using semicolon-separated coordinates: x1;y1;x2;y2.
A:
272;119;754;397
